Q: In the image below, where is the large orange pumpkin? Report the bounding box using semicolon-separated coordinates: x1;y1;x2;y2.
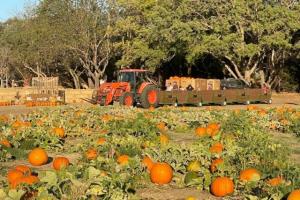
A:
142;156;154;171
7;170;24;183
195;127;206;137
53;127;65;138
150;162;173;185
287;189;300;200
209;142;223;154
28;148;48;166
15;165;31;176
117;155;129;165
210;158;224;173
86;148;98;160
211;177;234;197
53;157;70;170
239;168;261;182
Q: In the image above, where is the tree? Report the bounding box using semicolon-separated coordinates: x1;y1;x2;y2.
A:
187;0;300;87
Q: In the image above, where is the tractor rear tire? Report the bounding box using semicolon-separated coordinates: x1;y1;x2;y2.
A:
119;92;134;107
140;85;159;109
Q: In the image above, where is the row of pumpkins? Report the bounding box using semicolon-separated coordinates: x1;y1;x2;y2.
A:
6;147;300;199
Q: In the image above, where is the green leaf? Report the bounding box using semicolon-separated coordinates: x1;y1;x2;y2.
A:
40;171;58;185
87;166;101;179
7;189;25;200
0;189;7;199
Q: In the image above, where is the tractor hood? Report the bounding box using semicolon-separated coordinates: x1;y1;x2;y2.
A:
98;82;130;94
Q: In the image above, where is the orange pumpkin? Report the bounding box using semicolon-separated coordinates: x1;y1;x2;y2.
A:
15;165;31;176
86;148;98;160
207;123;220;131
142;156;154;171
7;170;24;183
210;158;224;173
0;139;11;148
28;148;48;166
11;175;39;189
53;127;65;138
239;168;261;182
287;189;300;200
117;155;129;165
209;142;223;154
157;122;167;132
211;177;234;197
195;127;206;137
97;138;106;145
267;176;284;186
159;134;169;145
53;157;70;170
150;162;173;185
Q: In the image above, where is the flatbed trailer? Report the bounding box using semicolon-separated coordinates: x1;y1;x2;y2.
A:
158;88;272;106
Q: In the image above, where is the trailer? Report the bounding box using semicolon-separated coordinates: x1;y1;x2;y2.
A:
158;88;272;107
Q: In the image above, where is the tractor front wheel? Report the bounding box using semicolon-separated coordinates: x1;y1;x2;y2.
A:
140;85;159;108
119;92;134;107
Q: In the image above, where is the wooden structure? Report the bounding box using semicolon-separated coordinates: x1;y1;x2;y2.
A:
26;77;65;103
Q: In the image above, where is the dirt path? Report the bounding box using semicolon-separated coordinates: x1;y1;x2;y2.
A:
270;131;300;165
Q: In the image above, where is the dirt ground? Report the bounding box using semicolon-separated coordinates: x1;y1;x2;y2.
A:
0;92;299;115
0;93;299;200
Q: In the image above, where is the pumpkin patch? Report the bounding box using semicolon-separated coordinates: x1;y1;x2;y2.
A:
0;105;299;199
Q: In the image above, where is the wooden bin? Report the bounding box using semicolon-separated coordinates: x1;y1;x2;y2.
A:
195;79;207;91
181;78;196;89
207;79;221;90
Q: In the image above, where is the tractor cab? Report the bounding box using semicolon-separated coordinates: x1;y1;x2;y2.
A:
94;69;159;108
117;69;153;92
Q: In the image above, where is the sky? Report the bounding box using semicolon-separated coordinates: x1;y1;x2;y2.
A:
0;0;37;22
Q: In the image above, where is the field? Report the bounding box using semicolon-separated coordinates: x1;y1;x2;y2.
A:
0;95;300;200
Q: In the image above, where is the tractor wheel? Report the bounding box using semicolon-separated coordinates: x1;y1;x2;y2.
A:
119;92;134;107
140;85;159;108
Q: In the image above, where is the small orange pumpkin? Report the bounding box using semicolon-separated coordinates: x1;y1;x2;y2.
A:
117;155;129;165
195;127;206;137
11;175;39;189
28;148;48;166
159;134;169;145
86;148;98;160
53;157;70;170
209;142;223;154
142;156;154;171
97;138;106;145
157;122;167;132
150;162;173;185
267;176;284;186
210;158;224;173
53;127;65;138
239;168;261;182
0;139;11;148
211;177;234;197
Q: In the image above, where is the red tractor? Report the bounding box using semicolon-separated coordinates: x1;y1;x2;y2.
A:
93;69;159;108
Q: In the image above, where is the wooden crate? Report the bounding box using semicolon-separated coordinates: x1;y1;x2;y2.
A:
180;78;196;89
207;79;221;90
195;79;207;91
